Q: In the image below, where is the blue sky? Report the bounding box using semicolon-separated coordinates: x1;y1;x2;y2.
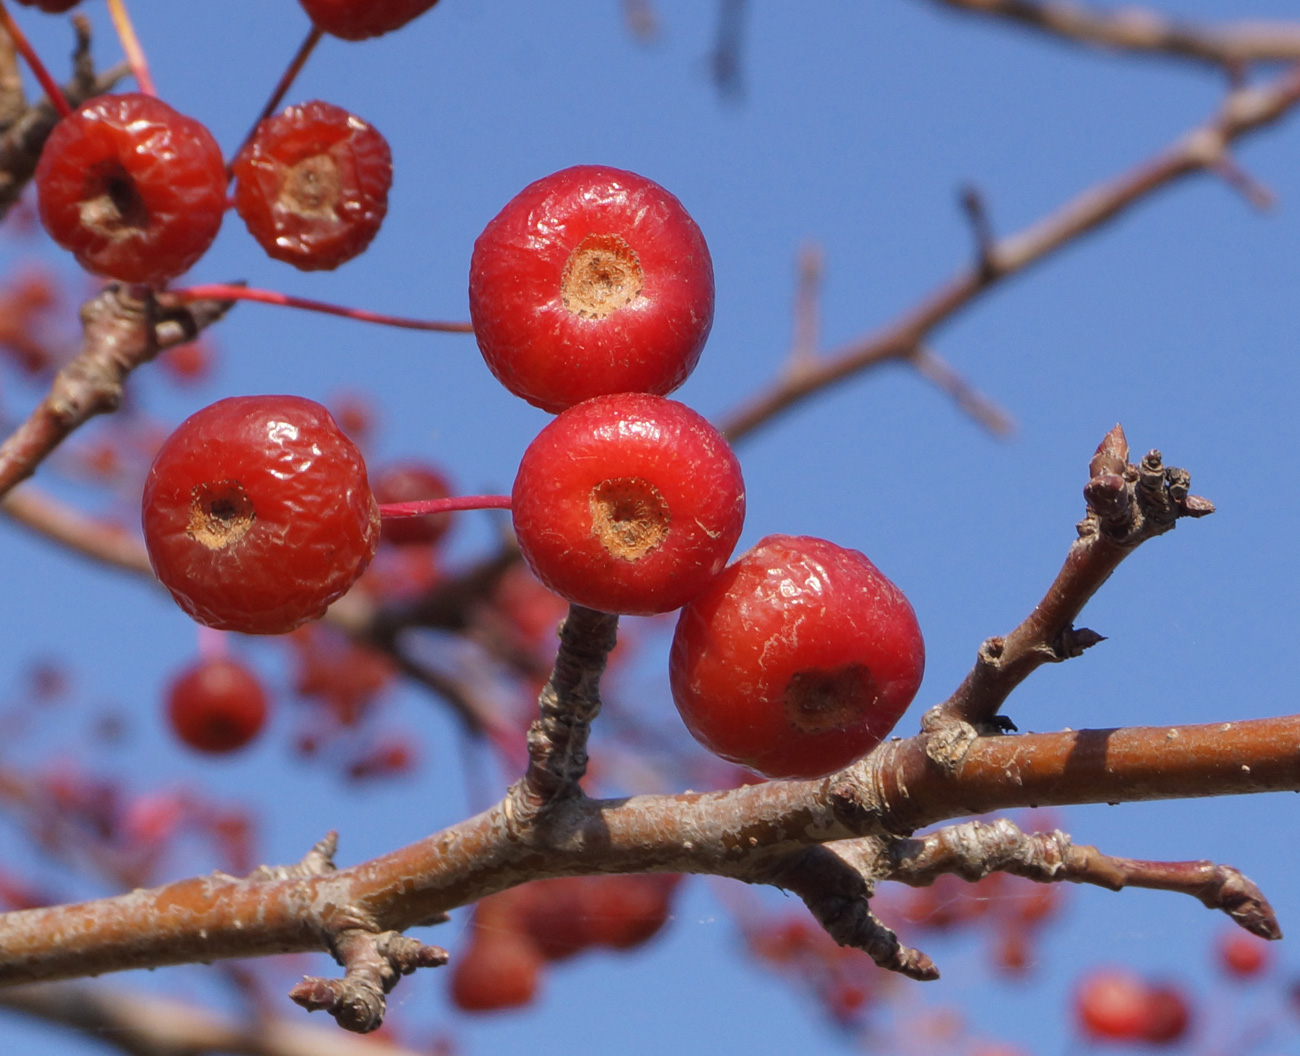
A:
2;2;1300;1054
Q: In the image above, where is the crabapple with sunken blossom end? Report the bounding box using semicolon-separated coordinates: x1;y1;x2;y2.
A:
35;93;226;286
232;100;392;272
142;395;381;635
511;393;744;616
669;534;925;779
470;165;714;413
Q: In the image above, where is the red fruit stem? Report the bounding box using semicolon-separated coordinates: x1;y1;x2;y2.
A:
230;26;323;173
378;495;511;520
0;1;71;118
172;284;474;333
106;0;156;97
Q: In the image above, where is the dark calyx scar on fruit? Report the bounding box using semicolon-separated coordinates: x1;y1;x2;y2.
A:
188;480;256;550
142;395;381;636
785;663;878;735
590;477;669;561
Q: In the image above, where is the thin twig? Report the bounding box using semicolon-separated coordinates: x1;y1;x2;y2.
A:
925;0;1300;68
718;63;1300;442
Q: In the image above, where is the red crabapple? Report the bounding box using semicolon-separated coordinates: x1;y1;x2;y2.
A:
35;93;226;286
1217;930;1272;977
450;930;543;1012
232;101;392;271
670;534;924;779
372;461;454;546
470;165;714;413
15;1;81;11
165;656;269;754
511;393;745;615
142;395;381;635
1074;968;1151;1041
298;0;441;40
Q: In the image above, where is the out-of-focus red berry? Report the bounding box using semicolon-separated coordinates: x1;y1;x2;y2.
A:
372;462;454;546
233;101;392;271
450;930;543;1012
36;94;226;285
14;1;82;12
1142;984;1191;1045
1217;929;1272;978
298;0;441;40
158;337;215;384
1074;967;1151;1041
346;738;417;782
165;656;269;754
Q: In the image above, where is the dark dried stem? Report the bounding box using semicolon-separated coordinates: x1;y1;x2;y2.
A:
515;605;620;817
879;817;1278;938
937;425;1212;727
0;285;236;500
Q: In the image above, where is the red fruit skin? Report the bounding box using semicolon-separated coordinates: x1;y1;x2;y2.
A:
232;101;392;271
511;394;745;616
450;931;543;1012
15;1;81;11
470;165;714;413
142;395;381;635
1074;968;1151;1041
669;534;924;779
1142;985;1191;1045
298;0;440;40
372;461;454;546
1218;930;1272;977
35;93;226;285
165;657;269;754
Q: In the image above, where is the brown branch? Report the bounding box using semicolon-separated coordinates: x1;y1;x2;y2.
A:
879;817;1278;938
0;285;237;500
1;485;152;575
717;62;1300;442
937;425;1212;727
514;604;620;817
0;981;434;1056
0;713;1295;996
926;0;1300;68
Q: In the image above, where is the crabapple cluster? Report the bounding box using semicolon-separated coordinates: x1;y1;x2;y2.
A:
451;875;681;1012
134;156;925;781
481;167;925;777
36;92;392;282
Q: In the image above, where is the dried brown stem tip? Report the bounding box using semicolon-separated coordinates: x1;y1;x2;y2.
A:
938;425;1212;727
291;929;448;1034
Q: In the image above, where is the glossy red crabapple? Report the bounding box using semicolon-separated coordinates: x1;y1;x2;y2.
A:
298;0;441;40
511;393;745;616
470;165;714;413
165;656;269;754
142;395;381;635
232;101;392;271
669;534;924;779
35;93;226;286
